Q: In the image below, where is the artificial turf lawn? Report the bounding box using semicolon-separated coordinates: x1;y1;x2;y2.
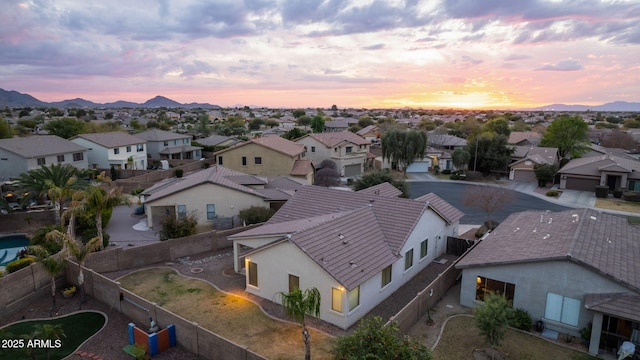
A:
0;311;106;360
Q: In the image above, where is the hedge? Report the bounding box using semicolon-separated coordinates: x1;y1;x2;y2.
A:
595;186;609;198
6;257;35;274
623;191;640;202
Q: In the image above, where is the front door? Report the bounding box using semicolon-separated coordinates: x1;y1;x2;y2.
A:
606;175;620;191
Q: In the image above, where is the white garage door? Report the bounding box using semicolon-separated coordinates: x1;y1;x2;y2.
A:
344;164;362;177
406;161;430;173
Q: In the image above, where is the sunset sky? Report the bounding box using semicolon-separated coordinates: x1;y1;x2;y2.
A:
2;0;639;109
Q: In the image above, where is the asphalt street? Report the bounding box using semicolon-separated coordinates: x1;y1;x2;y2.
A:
408;181;571;225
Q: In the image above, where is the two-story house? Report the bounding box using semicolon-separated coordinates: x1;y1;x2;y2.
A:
70;132;147;170
295;132;370;177
134;129;202;160
0;135;89;180
214;136;314;184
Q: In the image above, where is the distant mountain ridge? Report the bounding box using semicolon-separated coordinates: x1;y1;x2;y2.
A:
0;89;221;109
527;101;640;112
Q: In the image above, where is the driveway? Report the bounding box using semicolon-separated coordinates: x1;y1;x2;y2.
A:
104;205;159;247
408;181;571;225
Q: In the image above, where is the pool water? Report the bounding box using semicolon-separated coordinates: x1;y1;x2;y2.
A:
0;234;29;266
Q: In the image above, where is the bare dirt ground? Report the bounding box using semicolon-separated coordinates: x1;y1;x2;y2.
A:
595;197;640;213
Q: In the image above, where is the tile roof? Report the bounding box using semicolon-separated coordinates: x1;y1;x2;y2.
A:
250;136;305;157
415;193;465;225
231;185;463;290
584;293;640;322
305;132;370;147
290;159;313;176
357;182;402;198
508;131;541;145
457;208;640;292
558;154;640;179
134;129;189;142
510;146;558;165
143;166;268;202
356;125;379;136
196;135;242;147
427;133;467;147
0;135;86;158
72;132;146;148
158;145;202;154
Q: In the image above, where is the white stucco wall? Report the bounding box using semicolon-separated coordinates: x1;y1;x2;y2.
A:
70;138;146;169
459;260;633;336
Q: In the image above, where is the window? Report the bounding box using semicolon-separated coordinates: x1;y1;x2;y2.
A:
137;144;144;152
545;293;580;326
346;146;353;154
163;141;169;146
174;140;179;145
248;261;258;287
126;146;132;152
404;249;414;270
206;204;216;220
183;138;188;144
242;156;247;166
289;274;299;293
381;265;392;288
475;276;515;302
334;147;338;152
629;180;640;191
73;152;84;161
37;157;46;165
349;286;360;311
254;157;262;165
218;156;223;165
420;239;428;259
177;205;186;220
114;148;120;155
311;146;315;152
57;155;65;163
331;287;342;313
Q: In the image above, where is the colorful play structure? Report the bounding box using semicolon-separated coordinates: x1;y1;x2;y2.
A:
124;320;176;358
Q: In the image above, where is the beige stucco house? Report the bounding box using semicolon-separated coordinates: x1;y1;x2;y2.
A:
142;166;303;230
294;132;371;177
214;136;314;184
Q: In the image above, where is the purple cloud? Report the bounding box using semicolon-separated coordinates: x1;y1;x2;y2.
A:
535;59;583;71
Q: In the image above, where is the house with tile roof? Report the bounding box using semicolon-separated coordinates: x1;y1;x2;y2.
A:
356;125;380;143
508;131;542;146
456;208;640;356
134;129;202;160
228;185;464;329
142;166;303;230
213;136;314;184
294;132;371;177
70;132;147;170
508;146;559;182
557;154;640;191
0;135;89;180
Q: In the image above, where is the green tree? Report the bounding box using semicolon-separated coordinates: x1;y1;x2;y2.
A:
474;292;511;360
540;114;590;159
357;116;374;128
297;115;311;128
483;117;511;137
278;288;321;360
332;316;431;360
352;171;409;198
381;129;427;176
292;109;306;119
248;118;265;131
466;133;513;176
281;128;310;140
310;115;325;133
38;323;66;360
43;117;86;139
452;147;471;170
81;174;130;249
65;232;100;305
0;116;12;138
533;163;558;187
159;211;198;241
238;206;276;225
16;164;87;225
30;239;66;314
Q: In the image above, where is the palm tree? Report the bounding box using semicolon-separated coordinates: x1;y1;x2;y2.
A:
15;163;87;225
66;235;100;306
37;324;66;360
29;240;66;315
278;288;321;360
82;173;130;250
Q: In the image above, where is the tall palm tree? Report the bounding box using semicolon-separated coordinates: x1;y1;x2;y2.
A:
82;172;130;250
65;235;100;306
16;163;87;225
29;241;66;315
278;288;321;360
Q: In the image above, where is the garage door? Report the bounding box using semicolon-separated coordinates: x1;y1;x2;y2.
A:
406;161;430;173
565;177;599;191
512;169;538;182
344;164;362;177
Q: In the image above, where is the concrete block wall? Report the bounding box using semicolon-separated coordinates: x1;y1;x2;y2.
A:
0;211;56;233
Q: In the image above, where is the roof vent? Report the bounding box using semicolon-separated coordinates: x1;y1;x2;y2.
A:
548;217;553;224
514;227;520;233
543;233;550;239
590;216;597;221
572;214;579;223
338;233;345;240
532;227;537;233
350;261;357;268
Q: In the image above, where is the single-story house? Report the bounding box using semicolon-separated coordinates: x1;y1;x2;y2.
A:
142;166;303;230
508;146;559;182
228;184;464;329
456;208;640;357
558;154;640;191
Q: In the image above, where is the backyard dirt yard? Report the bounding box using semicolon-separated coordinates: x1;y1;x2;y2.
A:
118;267;336;360
595;197;640;214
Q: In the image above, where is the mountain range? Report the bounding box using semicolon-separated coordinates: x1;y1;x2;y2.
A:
0;88;220;109
1;88;640;111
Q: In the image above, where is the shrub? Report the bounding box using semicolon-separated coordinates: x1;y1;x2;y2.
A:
546;190;559;197
509;308;532;331
159;211;198;241
595;186;609;198
475;226;487;238
613;189;623;198
175;168;184;178
6;257;35;273
623;191;640;202
238;206;276;225
441;169;452;175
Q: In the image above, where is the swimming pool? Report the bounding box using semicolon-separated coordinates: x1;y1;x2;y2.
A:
0;234;29;267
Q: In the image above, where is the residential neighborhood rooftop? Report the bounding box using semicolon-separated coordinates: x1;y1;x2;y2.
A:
303;131;370;147
135;128;190;142
71;131;146;147
0;135;86;158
